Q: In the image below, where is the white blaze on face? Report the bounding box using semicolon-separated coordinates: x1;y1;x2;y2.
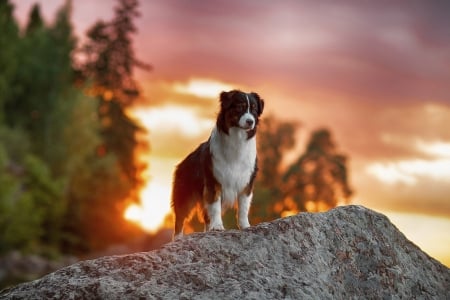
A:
238;94;256;130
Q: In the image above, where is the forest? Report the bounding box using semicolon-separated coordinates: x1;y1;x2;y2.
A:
0;0;352;262
0;0;147;257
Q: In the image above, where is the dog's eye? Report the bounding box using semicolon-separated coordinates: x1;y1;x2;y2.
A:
250;103;257;111
235;103;246;111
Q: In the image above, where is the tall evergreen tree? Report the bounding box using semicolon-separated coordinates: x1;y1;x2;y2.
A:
81;0;150;190
66;0;150;251
0;0;19;123
25;3;44;34
0;0;84;255
0;0;147;255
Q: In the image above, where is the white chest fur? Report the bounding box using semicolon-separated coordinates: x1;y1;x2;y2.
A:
209;127;256;207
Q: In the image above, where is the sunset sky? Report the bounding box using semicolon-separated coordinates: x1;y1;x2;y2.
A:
13;0;450;266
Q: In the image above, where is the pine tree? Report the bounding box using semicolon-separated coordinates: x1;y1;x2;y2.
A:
25;3;44;34
0;0;19;123
68;0;150;251
81;0;150;190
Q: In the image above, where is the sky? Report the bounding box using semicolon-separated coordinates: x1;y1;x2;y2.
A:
13;0;450;266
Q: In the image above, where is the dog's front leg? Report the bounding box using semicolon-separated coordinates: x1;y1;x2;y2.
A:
204;186;225;231
238;192;252;229
206;199;225;231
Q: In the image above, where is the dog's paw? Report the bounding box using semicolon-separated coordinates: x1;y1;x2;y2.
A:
239;220;251;229
208;223;225;231
239;224;250;230
172;233;184;241
210;228;225;232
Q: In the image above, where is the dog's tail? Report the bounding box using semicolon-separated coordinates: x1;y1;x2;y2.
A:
171;142;207;238
171;167;202;238
171;181;189;237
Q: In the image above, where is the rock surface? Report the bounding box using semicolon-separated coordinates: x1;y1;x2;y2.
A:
0;252;77;289
1;205;449;299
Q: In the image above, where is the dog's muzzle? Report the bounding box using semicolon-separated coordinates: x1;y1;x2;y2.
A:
239;113;256;130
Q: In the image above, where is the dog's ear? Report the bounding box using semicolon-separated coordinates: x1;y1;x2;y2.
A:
220;90;237;110
251;92;264;116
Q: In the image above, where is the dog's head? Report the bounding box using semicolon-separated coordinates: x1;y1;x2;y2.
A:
217;90;264;137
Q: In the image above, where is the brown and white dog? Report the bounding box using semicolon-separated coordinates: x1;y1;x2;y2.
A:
171;90;264;238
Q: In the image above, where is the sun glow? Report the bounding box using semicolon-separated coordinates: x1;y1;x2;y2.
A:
383;211;450;267
124;181;172;233
131;105;213;137
122;79;235;233
123;106;180;233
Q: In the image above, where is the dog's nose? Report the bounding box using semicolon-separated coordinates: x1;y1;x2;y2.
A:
246;119;254;127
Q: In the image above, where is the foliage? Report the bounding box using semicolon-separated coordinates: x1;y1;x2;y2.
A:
81;0;150;190
0;0;19;122
283;129;353;212
0;128;64;254
71;0;150;251
249;117;353;226
0;0;146;256
257;115;299;193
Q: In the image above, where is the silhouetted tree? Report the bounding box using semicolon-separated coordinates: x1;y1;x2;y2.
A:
81;0;150;189
283;129;353;212
66;0;150;251
250;115;299;223
258;115;298;191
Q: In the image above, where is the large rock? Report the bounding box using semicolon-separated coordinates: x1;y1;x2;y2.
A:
1;205;449;299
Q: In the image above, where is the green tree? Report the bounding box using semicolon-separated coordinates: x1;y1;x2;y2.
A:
25;3;43;34
4;2;46;130
0;0;148;255
0;0;105;255
0;0;19;122
4;1;76;177
0;128;64;255
0;1;74;255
